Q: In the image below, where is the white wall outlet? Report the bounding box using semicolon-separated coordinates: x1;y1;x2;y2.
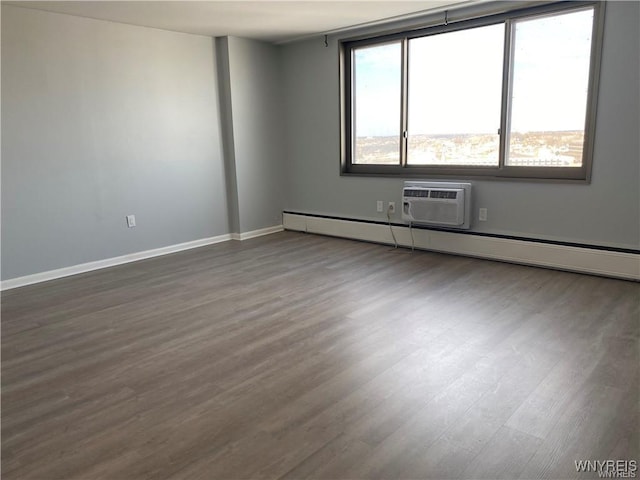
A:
126;214;136;228
479;208;488;222
388;202;396;214
377;200;384;213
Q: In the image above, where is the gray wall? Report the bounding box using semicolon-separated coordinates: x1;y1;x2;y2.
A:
2;2;638;281
1;5;230;279
282;1;640;250
224;36;285;233
215;37;241;234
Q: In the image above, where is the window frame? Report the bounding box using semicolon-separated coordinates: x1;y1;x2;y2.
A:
340;1;605;182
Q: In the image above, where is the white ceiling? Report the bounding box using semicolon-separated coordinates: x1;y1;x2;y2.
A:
5;0;472;43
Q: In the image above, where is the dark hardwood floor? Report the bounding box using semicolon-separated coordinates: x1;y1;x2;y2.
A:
2;231;638;479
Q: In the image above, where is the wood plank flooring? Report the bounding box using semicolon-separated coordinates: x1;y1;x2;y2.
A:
2;231;638;479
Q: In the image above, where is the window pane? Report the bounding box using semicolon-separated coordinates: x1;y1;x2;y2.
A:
507;9;593;167
407;24;504;166
353;42;401;165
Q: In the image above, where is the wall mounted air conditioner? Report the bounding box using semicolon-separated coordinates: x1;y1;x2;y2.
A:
402;181;472;229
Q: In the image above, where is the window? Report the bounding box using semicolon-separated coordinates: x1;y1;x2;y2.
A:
341;2;604;180
407;24;504;167
353;42;402;165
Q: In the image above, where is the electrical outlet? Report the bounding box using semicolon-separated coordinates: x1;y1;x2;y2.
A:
388;202;396;214
377;200;384;213
126;214;136;228
479;208;487;222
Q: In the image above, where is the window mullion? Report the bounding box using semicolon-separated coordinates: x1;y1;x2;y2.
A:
400;37;409;167
499;19;515;170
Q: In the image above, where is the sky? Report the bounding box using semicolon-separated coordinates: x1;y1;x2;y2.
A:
354;8;594;137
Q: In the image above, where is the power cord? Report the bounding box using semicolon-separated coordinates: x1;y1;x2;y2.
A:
387;205;398;248
409;221;415;252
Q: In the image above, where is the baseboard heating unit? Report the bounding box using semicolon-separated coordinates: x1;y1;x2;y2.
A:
282;211;640;281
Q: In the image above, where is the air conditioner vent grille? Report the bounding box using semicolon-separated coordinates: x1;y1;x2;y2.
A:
405;189;430;198
430;190;458;199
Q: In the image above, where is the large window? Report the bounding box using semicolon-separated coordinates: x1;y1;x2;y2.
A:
341;2;604;180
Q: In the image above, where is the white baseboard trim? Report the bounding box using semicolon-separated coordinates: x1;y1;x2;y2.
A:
230;224;284;241
1;225;284;291
283;213;640;281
